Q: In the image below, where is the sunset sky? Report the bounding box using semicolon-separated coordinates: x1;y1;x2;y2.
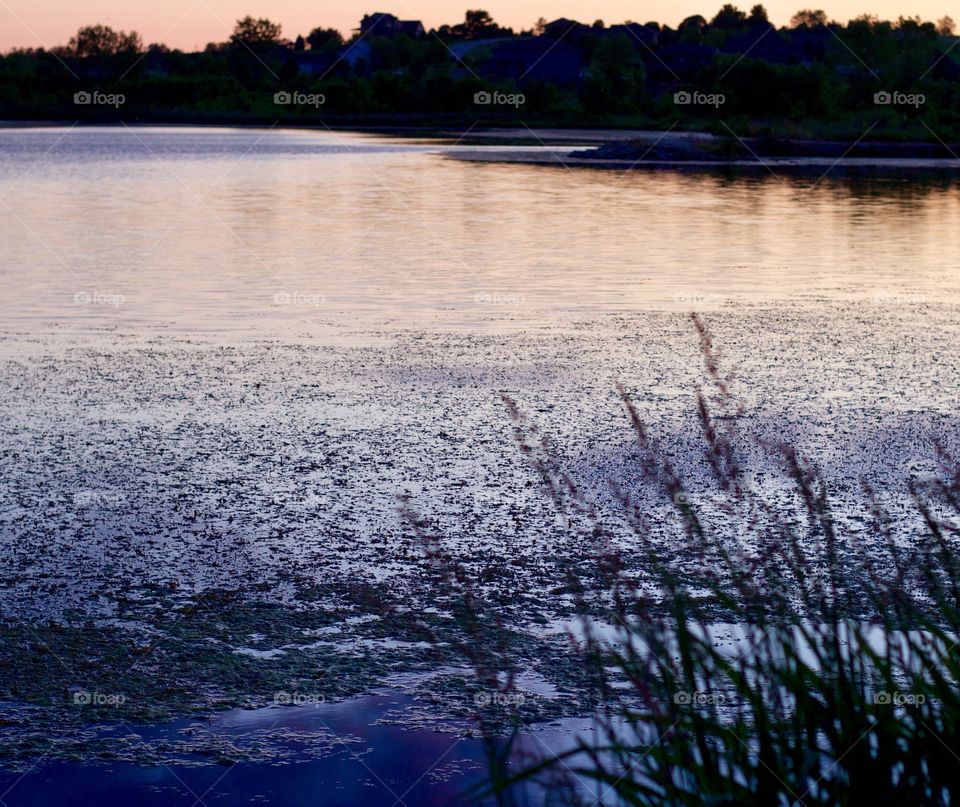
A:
0;0;954;52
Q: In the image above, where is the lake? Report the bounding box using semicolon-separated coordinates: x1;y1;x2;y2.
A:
2;126;959;334
1;125;959;804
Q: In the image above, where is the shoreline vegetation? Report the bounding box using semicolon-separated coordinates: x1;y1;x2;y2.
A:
418;315;960;804
6;4;960;175
3;6;960;149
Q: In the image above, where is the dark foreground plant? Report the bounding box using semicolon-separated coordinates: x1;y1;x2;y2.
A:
409;314;960;806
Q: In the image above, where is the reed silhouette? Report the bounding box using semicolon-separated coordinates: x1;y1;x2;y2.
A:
407;313;960;805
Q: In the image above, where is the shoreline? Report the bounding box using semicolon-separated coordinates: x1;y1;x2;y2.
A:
448;149;960;175
3;121;958;172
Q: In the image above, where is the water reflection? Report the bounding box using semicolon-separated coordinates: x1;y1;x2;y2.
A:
1;126;958;335
0;693;581;806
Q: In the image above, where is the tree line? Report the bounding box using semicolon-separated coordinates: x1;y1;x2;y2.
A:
1;7;959;141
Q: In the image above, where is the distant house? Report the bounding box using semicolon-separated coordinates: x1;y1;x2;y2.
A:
451;37;583;85
340;39;373;73
542;18;592;43
283;50;338;76
360;12;425;39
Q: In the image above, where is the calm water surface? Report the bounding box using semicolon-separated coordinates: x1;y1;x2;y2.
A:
2;125;959;334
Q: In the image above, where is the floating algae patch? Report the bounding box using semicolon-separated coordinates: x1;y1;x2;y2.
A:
5;305;958;768
0;586;456;764
0;580;596;767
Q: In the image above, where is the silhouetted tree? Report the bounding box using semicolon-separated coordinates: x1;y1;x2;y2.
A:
711;4;747;29
581;34;646;114
306;27;344;51
465;10;495;38
895;15;937;39
445;10;511;40
679;14;708;34
67;24;142;58
748;5;770;26
937;15;957;35
791;9;829;28
231;16;282;47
